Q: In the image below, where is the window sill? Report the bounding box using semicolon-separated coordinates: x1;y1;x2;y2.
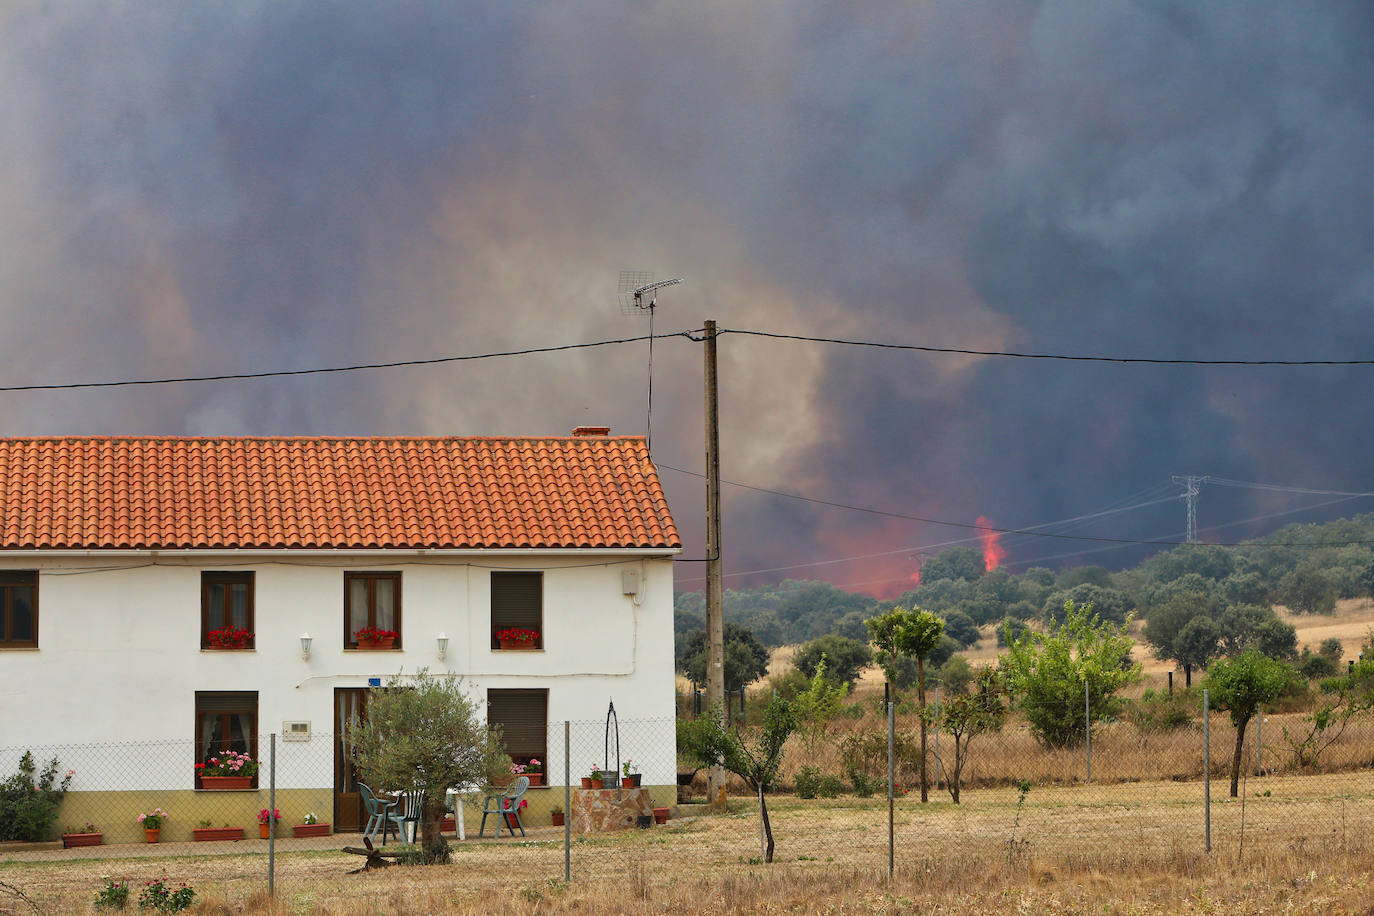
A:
201;648;256;653
492;647;545;652
343;647;404;652
0;646;39;651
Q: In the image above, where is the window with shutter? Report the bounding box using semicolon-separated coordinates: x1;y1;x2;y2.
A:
491;572;542;649
487;688;548;770
201;572;254;649
0;571;37;648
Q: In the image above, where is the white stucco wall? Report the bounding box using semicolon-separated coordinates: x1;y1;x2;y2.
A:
0;551;677;792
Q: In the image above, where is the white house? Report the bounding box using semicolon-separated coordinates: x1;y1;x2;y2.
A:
0;429;681;840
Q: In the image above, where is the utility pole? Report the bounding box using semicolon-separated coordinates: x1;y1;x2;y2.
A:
704;320;727;809
1172;475;1206;543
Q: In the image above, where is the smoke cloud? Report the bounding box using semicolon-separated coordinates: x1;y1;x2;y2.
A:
2;2;1372;592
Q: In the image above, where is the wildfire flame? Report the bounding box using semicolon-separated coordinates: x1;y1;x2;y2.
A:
975;516;1006;571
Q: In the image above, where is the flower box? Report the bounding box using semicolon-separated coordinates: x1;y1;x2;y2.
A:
494;627;539;650
356;636;396;649
440;816;456;833
62;832;103;848
526;773;543;787
193;827;244;842
201;775;254;790
291;823;332;838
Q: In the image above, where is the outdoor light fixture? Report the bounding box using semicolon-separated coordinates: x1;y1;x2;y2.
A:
300;633;312;660
436;633;449;660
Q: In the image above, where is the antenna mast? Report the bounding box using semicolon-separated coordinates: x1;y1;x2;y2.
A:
617;272;683;452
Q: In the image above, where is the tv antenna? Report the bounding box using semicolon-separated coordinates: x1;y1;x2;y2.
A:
617;272;683;452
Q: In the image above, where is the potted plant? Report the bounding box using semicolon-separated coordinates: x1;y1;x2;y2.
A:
197;750;258;789
193;820;244;842
550;804;565;827
206;625;253;649
512;758;544;787
500;797;527;830
353;626;398;649
61;821;102;848
588;765;605;789
621;759;641;788
292;812;332;838
653;806;670;825
257;807;281;838
494;627;539;650
137;808;167;843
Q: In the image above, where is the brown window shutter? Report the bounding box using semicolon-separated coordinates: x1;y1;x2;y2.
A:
487;689;548;763
491;572;542;647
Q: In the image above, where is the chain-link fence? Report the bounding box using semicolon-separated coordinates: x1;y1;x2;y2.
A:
3;697;1373;910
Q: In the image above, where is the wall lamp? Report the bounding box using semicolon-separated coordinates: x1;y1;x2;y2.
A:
300;632;312;660
436;633;449;660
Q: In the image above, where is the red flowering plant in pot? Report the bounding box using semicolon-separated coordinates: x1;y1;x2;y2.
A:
206;626;253;649
495;627;539;650
197;750;259;789
353;626;399;649
256;807;281;838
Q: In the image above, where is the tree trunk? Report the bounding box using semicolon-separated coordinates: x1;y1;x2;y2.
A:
917;656;928;803
1185;664;1192;688
418;797;441;857
1229;714;1250;798
759;787;775;863
950;733;963;804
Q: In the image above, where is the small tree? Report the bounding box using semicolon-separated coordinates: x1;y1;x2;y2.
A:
678;695;799;862
931;667;1007;803
794;656;849;753
793;635;873;685
1205;650;1293;797
677;622;771;692
350;669;511;857
865;606;944;801
1002;601;1140;748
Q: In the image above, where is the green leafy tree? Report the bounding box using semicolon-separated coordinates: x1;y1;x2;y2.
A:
866;607;945;801
1001;601;1141;748
678;696;799;862
1042;584;1132;624
794;656;849;753
941;609;981;647
1057;566;1114;589
1143;591;1222;686
1278;566;1339;615
677;623;771;691
1205;650;1293;796
931;667;1007;803
920;547;986;583
1217;604;1297;660
1283;654;1374;768
1173;616;1222;676
350;669;511;857
793;635;872;685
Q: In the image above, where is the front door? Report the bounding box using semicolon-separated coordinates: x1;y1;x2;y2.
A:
334;688;369;830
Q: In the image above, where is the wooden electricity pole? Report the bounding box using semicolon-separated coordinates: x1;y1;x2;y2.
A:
704;319;727;809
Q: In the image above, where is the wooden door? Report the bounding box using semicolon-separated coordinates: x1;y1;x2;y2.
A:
334;688;369;830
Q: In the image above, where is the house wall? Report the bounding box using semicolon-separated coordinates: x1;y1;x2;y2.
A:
0;552;677;811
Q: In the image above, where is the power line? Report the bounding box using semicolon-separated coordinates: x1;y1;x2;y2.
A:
0;331;701;392
719;328;1374;366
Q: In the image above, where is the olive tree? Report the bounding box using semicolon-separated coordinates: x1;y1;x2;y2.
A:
350;669;511;858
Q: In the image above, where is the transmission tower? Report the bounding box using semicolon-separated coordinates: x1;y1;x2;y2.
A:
1172;475;1207;543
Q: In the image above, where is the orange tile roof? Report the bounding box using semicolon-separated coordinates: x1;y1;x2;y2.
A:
0;436;680;550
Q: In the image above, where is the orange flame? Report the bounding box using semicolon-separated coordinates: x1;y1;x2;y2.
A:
975;516;1006;571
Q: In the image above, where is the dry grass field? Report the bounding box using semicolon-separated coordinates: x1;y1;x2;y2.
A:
5;769;1374;914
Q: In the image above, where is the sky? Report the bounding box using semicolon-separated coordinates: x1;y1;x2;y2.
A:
2;1;1373;595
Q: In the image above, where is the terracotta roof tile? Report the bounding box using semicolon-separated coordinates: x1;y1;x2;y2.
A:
0;436;680;551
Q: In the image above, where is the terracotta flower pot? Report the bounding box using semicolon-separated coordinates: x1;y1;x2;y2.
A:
551;812;565;827
201;775;254;790
292;823;331;838
258;823;272;839
193;827;245;842
503;813;520;829
357;636;396;649
440;816;456;833
62;832;102;848
144;828;160;843
498;638;535;650
653;807;670;825
580;777;593;789
526;773;543;787
621;776;637;788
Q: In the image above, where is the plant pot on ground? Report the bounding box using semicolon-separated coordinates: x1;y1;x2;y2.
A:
551;811;565;827
291;823;331;838
653;807;670;825
192;826;244;842
62;831;102;848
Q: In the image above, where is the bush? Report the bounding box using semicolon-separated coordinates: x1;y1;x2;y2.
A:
793;766;844;798
136;880;195;912
1126;688;1195;732
0;751;74;842
1299;649;1340;681
847;767;880;798
93;878;130;910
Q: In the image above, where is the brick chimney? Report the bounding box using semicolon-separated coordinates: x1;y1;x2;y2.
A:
571;426;611;437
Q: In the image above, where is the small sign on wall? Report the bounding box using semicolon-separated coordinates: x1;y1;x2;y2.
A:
282;721;311;741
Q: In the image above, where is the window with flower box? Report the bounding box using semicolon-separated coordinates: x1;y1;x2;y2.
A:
345;572;401;648
195;691;258;789
0;572;37;648
201;572;254;649
487;688;547;772
491;572;542;649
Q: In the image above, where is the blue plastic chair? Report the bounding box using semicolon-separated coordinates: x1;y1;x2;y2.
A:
479;776;529;838
358;782;404;844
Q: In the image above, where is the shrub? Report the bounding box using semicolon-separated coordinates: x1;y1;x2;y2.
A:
847;767;880;798
1299;648;1340;680
93;878;130;910
1126;688;1195;732
136;880;195;912
0;751;74;842
794;766;843;798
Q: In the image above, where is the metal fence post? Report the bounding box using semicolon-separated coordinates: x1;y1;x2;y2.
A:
887;698;895;879
933;685;941;789
564;720;571;883
268;733;276;896
1255;703;1262;776
1084;679;1091;783
1203;689;1211;853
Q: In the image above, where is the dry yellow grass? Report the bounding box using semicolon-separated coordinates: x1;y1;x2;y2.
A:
6;769;1374;914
